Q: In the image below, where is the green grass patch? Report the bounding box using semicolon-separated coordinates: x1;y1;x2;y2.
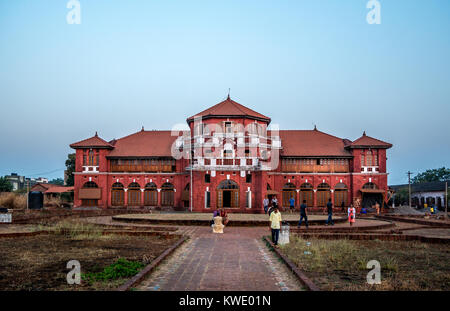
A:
82;258;145;284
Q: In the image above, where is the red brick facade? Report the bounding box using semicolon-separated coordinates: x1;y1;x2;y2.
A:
70;97;392;213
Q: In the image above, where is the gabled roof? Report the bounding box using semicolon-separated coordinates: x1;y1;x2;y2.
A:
348;132;392;149
44;186;74;194
70;133;114;149
106;130;177;158
187;96;271;123
276;129;352;157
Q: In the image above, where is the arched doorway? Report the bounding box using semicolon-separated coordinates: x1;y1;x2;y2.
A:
217;180;239;209
334;183;348;208
361;182;382;209
144;182;157;206
127;182;141;206
161;183;174;206
300;183;314;207
111;182;124;206
317;183;331;207
81;181;98;206
182;183;190;208
282;183;296;208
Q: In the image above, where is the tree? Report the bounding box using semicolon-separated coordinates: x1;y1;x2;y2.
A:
65;153;76;186
412;167;450;184
49;178;64;186
0;177;13;192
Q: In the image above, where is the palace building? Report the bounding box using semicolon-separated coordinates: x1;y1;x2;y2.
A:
70;96;392;213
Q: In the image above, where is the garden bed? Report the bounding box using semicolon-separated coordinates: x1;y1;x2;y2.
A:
0;222;179;290
279;236;450;290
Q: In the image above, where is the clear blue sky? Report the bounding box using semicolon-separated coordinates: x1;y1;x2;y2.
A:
0;0;449;184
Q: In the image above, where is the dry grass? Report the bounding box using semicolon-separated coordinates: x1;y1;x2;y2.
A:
36;220;104;240
0;192;27;209
281;236;450;291
0;221;179;290
44;196;62;207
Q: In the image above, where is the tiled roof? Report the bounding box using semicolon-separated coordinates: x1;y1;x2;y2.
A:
70;133;114;149
349;132;392;149
276;130;353;157
106;130;177;157
187;96;270;122
390;180;450;192
44;186;74;194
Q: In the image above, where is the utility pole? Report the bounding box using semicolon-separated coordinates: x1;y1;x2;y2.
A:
407;171;413;208
446;181;448;219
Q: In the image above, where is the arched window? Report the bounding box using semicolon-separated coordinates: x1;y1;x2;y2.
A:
127;182;141;206
111;182;124;206
144;182;157;206
317;183;331;207
161;182;174;206
81;181;99;206
300;183;314;207
334;183;348;208
282;183;296;208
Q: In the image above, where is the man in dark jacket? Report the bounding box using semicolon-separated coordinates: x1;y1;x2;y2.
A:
326;198;334;226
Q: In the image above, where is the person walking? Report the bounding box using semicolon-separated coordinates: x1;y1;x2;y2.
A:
348;204;356;227
263;197;269;214
326;198;334;226
272;196;279;210
269;206;282;246
289;196;295;213
298;200;309;229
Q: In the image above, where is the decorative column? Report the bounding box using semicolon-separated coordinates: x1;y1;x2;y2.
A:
313;189;317;208
124;188;128;208
157;188;161;207
141;189;145;207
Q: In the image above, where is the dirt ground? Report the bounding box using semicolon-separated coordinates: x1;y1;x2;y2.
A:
281;236;450;291
0;233;178;290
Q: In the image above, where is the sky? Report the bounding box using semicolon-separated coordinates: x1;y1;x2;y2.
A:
0;0;449;185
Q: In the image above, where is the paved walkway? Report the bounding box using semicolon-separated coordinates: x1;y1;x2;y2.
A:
137;226;305;291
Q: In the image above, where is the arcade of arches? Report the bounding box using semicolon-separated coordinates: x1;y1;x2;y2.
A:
109;181;176;207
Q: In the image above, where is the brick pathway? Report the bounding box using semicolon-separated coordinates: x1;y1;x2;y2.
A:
137;226;305;291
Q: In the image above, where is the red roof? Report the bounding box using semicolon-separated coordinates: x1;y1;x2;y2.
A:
44;186;74;194
349;132;392;149
276;130;352;157
187;96;270;123
106;130;177;157
70;133;114;149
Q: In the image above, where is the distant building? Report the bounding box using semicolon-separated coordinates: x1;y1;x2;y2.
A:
390;180;449;209
5;173;25;191
4;173;49;191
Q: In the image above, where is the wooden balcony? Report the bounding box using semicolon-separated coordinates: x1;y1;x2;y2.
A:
282;164;349;173
110;165;175;173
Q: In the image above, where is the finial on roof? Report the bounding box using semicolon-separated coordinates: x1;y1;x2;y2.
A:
363;131;366;136
141;126;144;132
95;131;98;137
314;124;317;131
227;88;231;100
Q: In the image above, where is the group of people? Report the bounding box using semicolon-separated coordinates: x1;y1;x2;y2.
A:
268;197;358;246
